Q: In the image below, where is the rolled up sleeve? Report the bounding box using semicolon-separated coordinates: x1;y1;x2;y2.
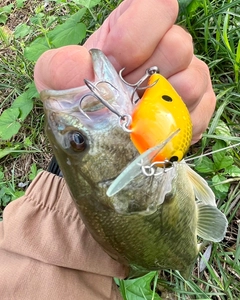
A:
0;171;128;300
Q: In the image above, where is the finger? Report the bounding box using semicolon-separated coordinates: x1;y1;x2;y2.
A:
34;45;94;92
84;0;179;71
168;56;212;111
190;86;216;144
122;25;193;85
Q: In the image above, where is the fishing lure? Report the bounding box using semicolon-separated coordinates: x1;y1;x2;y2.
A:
106;68;194;196
129;69;192;165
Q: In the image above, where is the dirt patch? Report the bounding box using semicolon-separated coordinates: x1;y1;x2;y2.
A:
3;0;34;30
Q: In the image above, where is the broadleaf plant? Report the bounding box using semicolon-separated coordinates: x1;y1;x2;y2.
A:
0;82;38;141
116;271;161;300
194;136;240;199
24;8;87;62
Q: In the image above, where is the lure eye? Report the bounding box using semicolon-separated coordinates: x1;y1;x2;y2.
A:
162;95;173;102
170;156;179;162
68;131;86;151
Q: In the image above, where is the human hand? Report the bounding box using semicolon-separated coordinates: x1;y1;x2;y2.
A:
34;0;216;144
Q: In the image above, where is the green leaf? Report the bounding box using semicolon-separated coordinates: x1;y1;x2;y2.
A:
73;0;101;9
24;36;50;61
16;0;27;8
0;14;8;24
66;7;87;23
194;156;214;174
0;108;21;140
0;4;13;23
212;174;230;193
214;155;233;171
215;120;231;138
46;16;58;28
212;140;233;171
0;4;14;14
224;165;240;177
0;187;12;206
0;145;20;159
11;83;38;120
178;0;194;10
29;163;37;180
187;0;204;14
14;23;32;39
48;9;87;47
24;9;87;61
0;83;38;140
29;164;39;180
30;13;45;25
50;23;86;48
117;272;161;300
12;190;25;200
178;0;202;15
24;137;32;147
0;4;14;24
28;163;43;181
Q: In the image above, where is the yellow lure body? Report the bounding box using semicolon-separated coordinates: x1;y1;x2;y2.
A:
130;73;193;163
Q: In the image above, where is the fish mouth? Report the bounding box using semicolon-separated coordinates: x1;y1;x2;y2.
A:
40;49;133;121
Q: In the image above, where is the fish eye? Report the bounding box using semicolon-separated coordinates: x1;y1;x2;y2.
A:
68;131;86;151
162;95;173;102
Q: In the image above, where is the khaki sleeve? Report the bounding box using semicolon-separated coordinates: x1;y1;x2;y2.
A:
0;171;128;300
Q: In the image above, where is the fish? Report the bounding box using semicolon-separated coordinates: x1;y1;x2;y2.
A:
41;48;228;278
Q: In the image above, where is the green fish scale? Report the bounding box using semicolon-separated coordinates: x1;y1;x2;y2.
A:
71;163;198;274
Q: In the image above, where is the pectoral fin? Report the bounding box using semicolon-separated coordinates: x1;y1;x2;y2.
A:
197;204;228;242
185;163;216;206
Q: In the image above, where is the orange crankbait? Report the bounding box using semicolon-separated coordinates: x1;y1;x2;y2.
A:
81;64;192;165
129;72;192;164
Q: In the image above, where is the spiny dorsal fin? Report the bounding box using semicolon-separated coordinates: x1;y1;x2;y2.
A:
197;204;228;242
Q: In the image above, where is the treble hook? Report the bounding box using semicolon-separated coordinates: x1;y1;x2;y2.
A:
119;66;160;104
80;79;132;132
85;80;122;117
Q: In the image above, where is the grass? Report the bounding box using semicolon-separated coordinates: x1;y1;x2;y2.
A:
0;0;240;299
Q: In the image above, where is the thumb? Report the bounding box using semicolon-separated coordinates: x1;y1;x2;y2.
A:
34;45;94;92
